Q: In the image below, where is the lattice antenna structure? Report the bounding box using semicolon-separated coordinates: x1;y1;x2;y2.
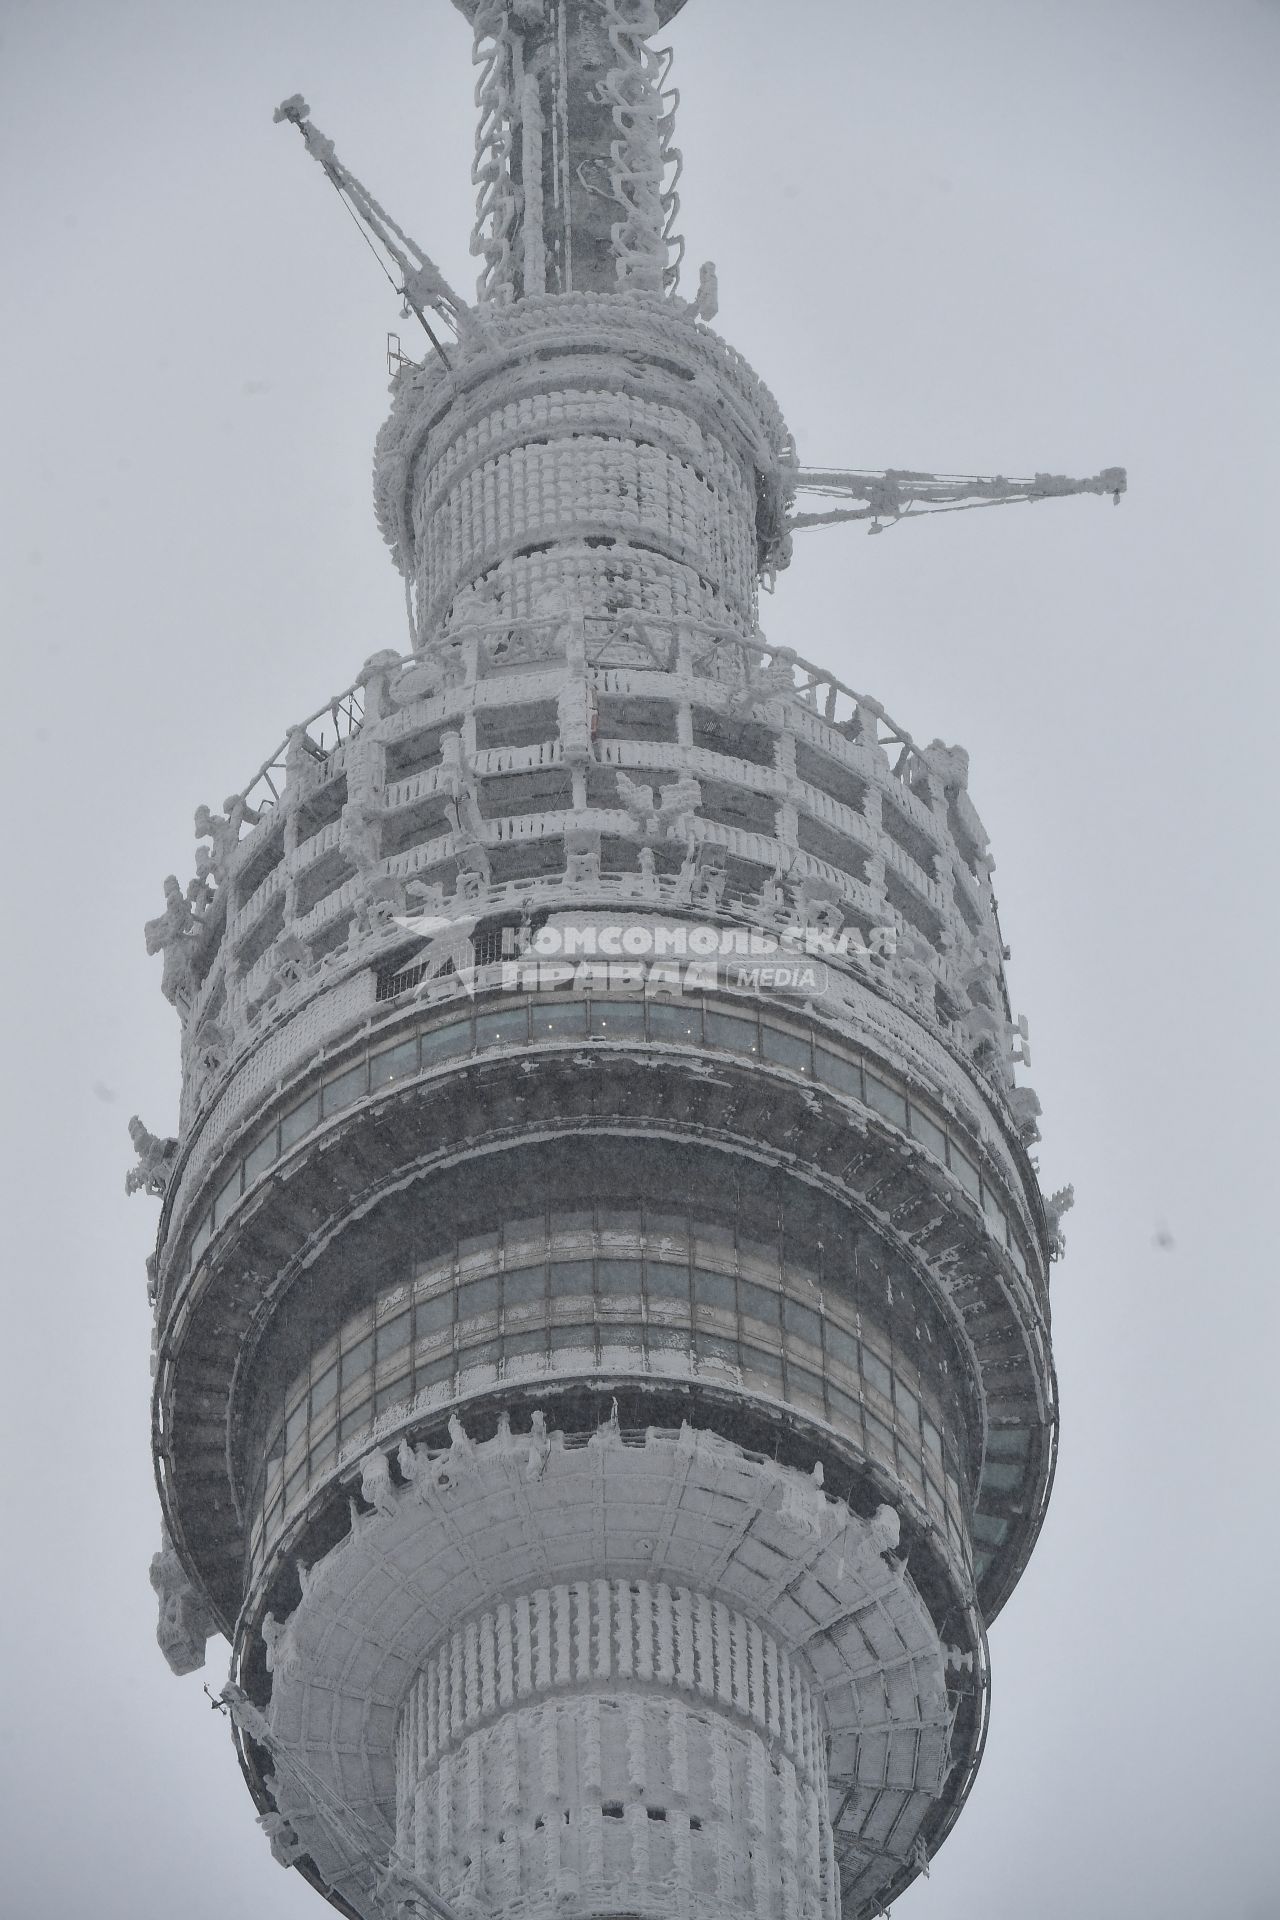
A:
273;93;472;353
790;464;1128;535
460;0;687;301
137;8;1116;1920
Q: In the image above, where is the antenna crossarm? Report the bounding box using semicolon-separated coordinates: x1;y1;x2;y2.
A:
787;463;1127;533
274;94;471;343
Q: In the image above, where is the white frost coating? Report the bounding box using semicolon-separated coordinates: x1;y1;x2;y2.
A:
788;463;1127;536
519;70;546;296
125;1114;177;1197
254;1419;953;1920
398;1614;833;1920
149;1524;214;1676
274;95;471;343
469;2;518;304
455;0;684;302
1045;1182;1075;1260
370;293;793;626
601;0;682;293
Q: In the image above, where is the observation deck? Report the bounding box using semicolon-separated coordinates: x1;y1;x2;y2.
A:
145;603;1056;1919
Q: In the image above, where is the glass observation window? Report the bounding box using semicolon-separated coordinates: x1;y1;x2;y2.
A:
246;1193;978;1603
370;1037;418;1087
503;1264;548;1307
243;1129;279;1185
533;1001;587;1038
476;1008;528;1049
591;999;646;1038
824;1323;857;1371
649;1003;701;1043
972;1512;1010;1547
762;1024;812;1074
908;1105;947;1161
738;1279;779;1327
416;1292;454;1336
895;1380;919;1424
550;1260;594;1299
983;1186;1009;1243
376;1312;412;1360
192;994;1032;1314
647;1261;691;1302
743;1341;783;1383
829;1384;864;1434
458;1275;500;1321
280;1091;320;1150
213;1167;242;1227
323;1059;367;1115
948;1143;981;1198
704;1007;758;1053
422;1020;471;1064
341;1333;374;1386
598;1258;643;1294
815;1047;861;1099
789;1365;825;1408
505;1328;548;1358
692;1268;736;1313
783;1297;822;1350
863;1347;893;1400
864;1073;907;1128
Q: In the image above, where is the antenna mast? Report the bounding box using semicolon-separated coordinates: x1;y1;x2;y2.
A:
273;94;471;360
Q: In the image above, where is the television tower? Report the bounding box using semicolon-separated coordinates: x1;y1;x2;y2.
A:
137;6;1112;1916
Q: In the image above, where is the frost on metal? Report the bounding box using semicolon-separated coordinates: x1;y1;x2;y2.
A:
135;4;1120;1917
249;1421;953;1920
149;1524;214;1677
461;0;684;302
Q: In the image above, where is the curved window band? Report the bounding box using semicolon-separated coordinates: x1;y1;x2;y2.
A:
245;1218;980;1590
189;994;1035;1288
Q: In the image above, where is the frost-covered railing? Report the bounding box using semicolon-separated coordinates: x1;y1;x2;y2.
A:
226;616;927;826
235;687;366;818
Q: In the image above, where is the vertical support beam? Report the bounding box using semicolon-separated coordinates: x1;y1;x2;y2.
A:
467;0;680;300
521;69;547;294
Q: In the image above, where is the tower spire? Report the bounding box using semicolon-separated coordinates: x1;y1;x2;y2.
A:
457;0;688;300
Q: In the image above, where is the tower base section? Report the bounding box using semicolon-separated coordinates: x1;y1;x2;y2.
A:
398;1583;834;1920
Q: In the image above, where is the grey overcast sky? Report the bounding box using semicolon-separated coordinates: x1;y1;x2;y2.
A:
1;1;1277;1915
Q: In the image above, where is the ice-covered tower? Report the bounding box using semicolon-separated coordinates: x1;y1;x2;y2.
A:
137;6;1102;1917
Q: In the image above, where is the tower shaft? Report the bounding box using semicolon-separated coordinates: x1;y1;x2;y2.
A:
458;0;686;302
